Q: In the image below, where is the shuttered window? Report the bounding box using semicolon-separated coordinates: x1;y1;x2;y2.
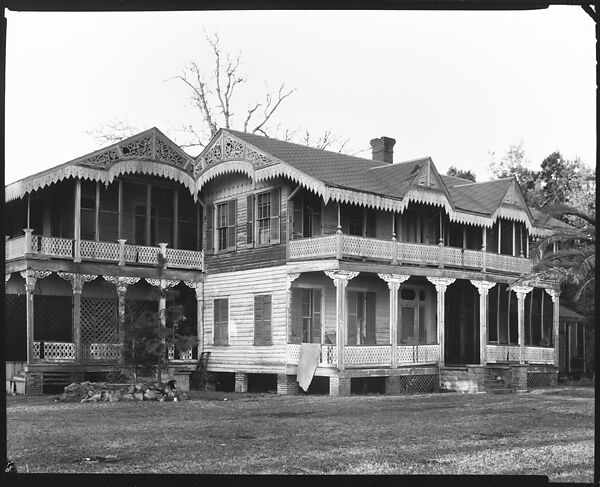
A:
213;298;229;345
254;295;272;345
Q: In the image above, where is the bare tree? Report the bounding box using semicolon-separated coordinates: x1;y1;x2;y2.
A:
88;32;355;155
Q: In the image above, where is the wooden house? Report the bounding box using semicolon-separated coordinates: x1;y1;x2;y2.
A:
5;128;562;395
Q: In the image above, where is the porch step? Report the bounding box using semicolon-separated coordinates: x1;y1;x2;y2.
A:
484;378;515;394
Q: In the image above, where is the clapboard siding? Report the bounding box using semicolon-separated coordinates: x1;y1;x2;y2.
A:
202;176;289;273
204;244;287;273
204;265;288;373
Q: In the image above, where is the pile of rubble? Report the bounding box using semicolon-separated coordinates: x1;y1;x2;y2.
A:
58;381;187;403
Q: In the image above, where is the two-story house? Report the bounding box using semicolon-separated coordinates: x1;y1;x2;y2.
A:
5;128;562;395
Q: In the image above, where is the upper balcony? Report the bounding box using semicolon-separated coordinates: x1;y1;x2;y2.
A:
5;230;204;271
288;233;532;275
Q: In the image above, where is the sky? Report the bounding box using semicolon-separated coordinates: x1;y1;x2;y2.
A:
4;7;596;185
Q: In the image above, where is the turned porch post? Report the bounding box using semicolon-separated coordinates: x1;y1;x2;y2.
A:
21;270;51;364
74;178;82;263
325;270;359;371
378;273;410;368
513;285;533;364
545;289;561;366
426;277;455;367
470;280;497;365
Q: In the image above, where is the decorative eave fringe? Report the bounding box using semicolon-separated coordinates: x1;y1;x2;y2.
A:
5;159;197;202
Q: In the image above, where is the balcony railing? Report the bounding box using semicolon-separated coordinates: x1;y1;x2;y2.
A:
6;232;204;271
288;234;532;275
287;343;441;368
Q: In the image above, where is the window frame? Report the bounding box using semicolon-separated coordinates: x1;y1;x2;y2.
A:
254;294;273;346
213;298;229;346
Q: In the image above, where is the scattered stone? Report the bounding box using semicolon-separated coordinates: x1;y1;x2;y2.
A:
122;394;135;401
144;390;158;401
58;380;187;403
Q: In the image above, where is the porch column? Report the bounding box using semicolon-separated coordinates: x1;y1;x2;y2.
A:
58;273;97;364
20;270;51;365
545;289;561;366
378;273;410;368
325;270;359;371
185;281;205;353
512;285;533;364
470;280;497;365
103;276;141;366
426;277;456;367
74;178;81;263
285;273;301;346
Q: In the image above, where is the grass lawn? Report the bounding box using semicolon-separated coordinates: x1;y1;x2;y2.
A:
6;386;594;480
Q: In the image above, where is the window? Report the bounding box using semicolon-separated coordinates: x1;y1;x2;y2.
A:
206;199;236;252
290;288;322;344
398;286;435;345
213;298;229;345
254;295;272;345
292;194;322;239
257;192;271;244
347;291;376;345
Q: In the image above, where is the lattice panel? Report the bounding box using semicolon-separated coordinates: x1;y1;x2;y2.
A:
463;249;483;269
398;345;416;363
288;235;337;259
486;345;520;362
81;297;118;344
165;248;204;268
34;295;73;341
342;236;393;260
397;374;436;393
287;344;301;362
486;253;531;274
136;245;160;264
524;347;555;364
86;343;121;360
345;345;391;366
400;243;439;266
36;341;75;360
39;236;73;258
34;342;41;359
417;344;440;362
320;345;337;365
527;372;553;388
80;240;120;261
444;247;464;267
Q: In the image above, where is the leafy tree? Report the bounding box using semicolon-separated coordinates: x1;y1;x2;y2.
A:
447;166;476;182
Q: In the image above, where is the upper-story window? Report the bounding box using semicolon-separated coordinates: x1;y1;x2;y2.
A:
207;199;236;252
247;188;281;246
291;193;322;239
257;192;271;244
340;203;376;237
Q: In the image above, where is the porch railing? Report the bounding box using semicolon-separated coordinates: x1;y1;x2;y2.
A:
6;232;204;271
288;234;531;275
83;343;122;361
33;341;76;361
523;346;555;364
166;344;194;361
287;343;440;368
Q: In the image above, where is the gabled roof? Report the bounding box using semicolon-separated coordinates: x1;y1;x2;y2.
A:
7;126;553;234
6;128;198;201
559;305;584;321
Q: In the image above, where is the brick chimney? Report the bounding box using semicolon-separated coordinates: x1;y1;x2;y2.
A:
370;136;396;164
